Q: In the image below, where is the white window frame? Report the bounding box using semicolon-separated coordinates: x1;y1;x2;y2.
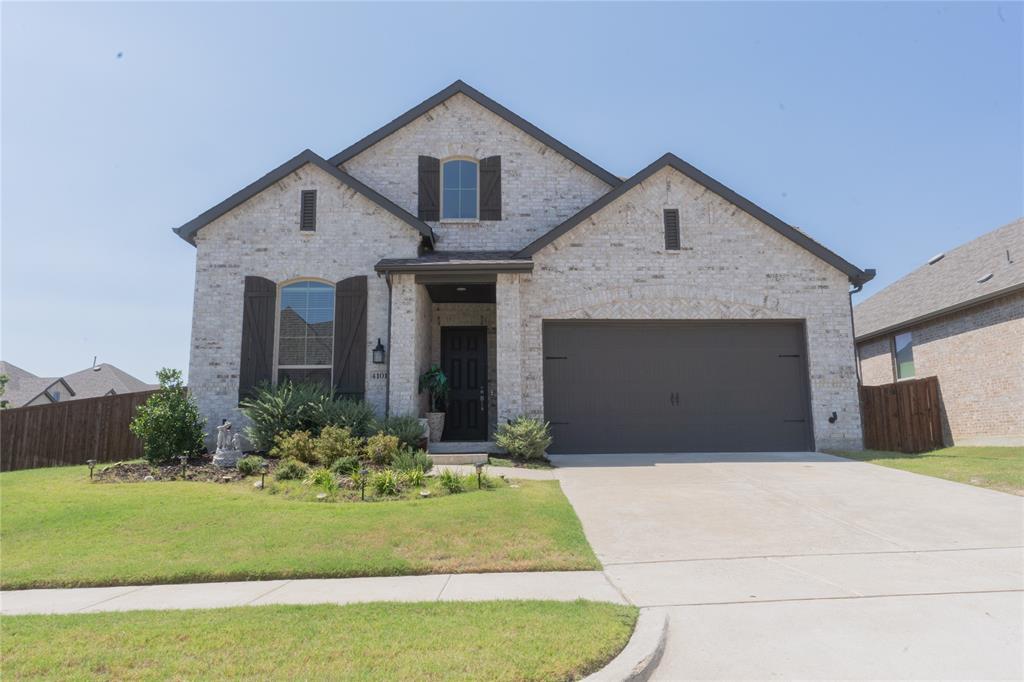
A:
273;277;335;388
439;157;480;222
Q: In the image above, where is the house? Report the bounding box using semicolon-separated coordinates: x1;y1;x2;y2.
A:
855;219;1023;446
175;80;873;454
0;362;75;407
0;360;156;408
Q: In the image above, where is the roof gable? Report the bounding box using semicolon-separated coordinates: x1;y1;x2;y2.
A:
328;80;622;188
517;153;874;286
854;218;1023;340
173;150;435;246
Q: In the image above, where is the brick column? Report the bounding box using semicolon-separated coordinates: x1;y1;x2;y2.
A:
388;273;420;417
496;273;523;424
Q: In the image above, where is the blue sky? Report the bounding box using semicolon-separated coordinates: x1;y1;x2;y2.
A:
2;2;1021;382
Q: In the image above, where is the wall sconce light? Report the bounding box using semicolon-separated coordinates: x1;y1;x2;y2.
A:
372;338;386;364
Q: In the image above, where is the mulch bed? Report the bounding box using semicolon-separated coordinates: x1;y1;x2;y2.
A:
93;455;275;484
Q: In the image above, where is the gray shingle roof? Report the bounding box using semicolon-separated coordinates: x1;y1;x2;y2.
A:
854;218;1024;340
62;364;157;400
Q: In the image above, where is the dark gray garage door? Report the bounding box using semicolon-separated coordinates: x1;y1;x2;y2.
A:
543;321;813;453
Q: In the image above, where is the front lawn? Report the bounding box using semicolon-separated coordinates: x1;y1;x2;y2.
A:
831;446;1024;495
0;465;599;590
2;601;638;681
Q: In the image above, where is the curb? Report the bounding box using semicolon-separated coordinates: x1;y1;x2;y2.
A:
583;607;669;682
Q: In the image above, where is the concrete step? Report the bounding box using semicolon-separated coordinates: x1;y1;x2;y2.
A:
428;441;505;455
430;453;488;466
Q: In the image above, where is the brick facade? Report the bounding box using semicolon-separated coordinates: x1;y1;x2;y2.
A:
858;291;1024;445
185;86;865;452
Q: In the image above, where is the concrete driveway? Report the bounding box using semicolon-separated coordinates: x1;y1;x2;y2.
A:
549;451;1024;680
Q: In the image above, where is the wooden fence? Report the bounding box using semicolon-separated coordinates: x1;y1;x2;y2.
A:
1;390;156;472
859;376;944;453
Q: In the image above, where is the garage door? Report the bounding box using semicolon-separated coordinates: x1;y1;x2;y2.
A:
543;321;813;453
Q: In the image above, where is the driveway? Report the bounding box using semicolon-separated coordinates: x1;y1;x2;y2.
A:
549;451;1024;680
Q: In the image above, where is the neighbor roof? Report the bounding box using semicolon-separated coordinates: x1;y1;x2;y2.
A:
854;218;1024;341
173;150;435;246
328;80;623;188
1;372;75;408
516;153;875;286
63;363;158;400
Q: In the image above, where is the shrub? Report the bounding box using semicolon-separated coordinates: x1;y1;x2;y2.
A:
274;458;309;481
317;399;378;438
236;455;265;476
314;426;362;467
495;417;552;460
306;467;338;492
330;455;361;477
365;433;401;466
438;469;465;494
372;469;401;496
391;447;433;473
403;468;426;488
377;415;426;449
129;368;205;464
239;382;330;450
270;430;319;464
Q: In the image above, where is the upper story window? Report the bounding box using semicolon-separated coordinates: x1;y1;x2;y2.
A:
893;331;915;379
277;280;334;389
441;159;478;221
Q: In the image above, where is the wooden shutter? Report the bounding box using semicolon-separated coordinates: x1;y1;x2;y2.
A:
238;276;276;403
418;156;440;221
663;209;681;250
300;190;317;231
333;276;368;400
479;156;502;221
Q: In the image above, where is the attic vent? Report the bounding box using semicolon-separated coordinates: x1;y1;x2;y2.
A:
300;190;317;231
977;273;993;284
663;209;681;250
927;253;945;265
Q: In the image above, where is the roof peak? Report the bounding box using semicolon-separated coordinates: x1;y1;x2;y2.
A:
327;80;622;187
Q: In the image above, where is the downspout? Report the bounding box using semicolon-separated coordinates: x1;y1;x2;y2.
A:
383;271;393;418
849;280;865;387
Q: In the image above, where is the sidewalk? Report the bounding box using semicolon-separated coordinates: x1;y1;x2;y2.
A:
0;571;626;616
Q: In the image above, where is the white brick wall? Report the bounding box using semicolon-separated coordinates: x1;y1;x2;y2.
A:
519;166;864;451
188;162;420;443
341;93;612;252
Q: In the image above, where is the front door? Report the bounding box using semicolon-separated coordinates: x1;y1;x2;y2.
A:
441;327;488;441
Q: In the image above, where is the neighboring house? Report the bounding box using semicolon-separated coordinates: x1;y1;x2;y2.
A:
175;80;873;453
0;361;156;408
854;219;1023;446
0;362;75;407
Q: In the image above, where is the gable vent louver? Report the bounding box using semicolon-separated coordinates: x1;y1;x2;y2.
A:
300;190;317;231
664;209;681;250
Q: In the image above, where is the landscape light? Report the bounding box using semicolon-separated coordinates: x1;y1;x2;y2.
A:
475;461;485;489
86;459;97;480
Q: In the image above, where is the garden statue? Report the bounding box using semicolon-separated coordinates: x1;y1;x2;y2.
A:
212;419;242;468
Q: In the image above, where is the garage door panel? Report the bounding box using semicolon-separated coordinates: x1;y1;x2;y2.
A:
543;321;812;454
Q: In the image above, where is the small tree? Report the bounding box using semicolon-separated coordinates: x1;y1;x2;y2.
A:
130;368;205;464
0;373;8;409
417;364;449;413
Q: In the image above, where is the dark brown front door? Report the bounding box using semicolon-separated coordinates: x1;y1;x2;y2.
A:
441;327;488;441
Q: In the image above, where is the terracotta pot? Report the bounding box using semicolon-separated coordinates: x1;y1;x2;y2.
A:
425;412;445;442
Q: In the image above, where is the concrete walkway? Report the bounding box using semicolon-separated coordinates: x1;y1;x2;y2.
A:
549;451;1024;680
0;571;625;616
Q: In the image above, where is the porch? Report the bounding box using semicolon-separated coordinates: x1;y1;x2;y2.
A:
375;252;532;443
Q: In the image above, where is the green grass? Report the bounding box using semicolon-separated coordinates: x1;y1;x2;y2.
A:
0;465;599;590
831;446;1024;495
1;601;638;681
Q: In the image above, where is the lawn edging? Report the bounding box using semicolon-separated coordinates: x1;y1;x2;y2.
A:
582;607;668;682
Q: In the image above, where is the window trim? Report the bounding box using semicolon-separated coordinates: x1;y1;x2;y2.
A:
891;330;915;381
272;277;335;388
439;157;480;223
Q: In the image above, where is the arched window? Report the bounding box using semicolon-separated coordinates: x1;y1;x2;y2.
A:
441;158;478;220
276;280;334;389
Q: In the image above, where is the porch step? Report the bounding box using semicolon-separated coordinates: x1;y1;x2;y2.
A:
429;453;488;466
428;441;505;455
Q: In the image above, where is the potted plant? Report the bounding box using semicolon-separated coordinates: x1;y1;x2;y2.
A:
418;364;449;442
